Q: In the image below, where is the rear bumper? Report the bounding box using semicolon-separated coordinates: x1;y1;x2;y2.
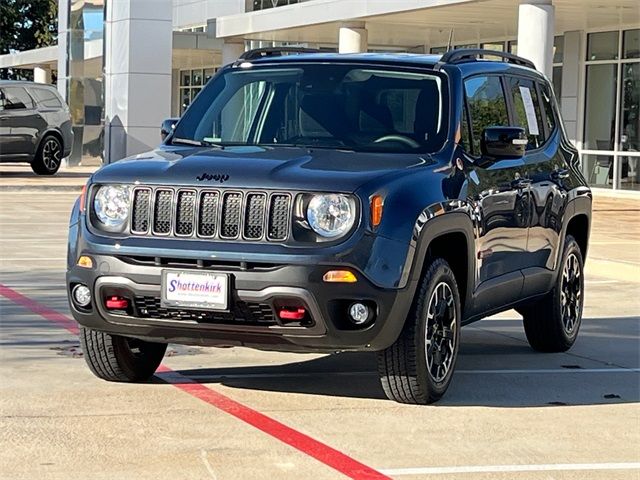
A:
66;253;416;353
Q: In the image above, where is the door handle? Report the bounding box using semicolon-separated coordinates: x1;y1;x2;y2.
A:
551;168;570;180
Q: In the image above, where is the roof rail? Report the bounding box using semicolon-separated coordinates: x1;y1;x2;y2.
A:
237;47;320;62
439;49;536;70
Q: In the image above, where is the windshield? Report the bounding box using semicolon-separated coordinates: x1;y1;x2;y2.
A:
172;63;448;154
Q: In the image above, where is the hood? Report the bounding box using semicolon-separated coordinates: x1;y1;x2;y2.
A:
92;145;430;193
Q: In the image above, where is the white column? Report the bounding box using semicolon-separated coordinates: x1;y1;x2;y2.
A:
339;22;368;54
517;0;555;78
222;39;245;66
33;65;52;84
104;0;173;163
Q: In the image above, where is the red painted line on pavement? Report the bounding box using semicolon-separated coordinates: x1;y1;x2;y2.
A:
0;283;79;334
0;283;389;480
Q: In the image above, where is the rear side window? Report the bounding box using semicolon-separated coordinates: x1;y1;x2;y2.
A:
30;87;63;109
539;82;557;135
0;87;34;110
506;77;545;149
464;76;509;155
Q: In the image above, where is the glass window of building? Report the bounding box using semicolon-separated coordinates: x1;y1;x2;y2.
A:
623;29;640;59
584;64;617;150
619;62;639;190
583;29;640;191
180;68;215;114
587;31;619;60
583;154;613;189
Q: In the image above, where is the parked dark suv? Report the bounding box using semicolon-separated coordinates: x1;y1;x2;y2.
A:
0;80;73;175
67;49;591;404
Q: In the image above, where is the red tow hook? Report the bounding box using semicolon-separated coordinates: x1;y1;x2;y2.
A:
105;296;129;310
278;307;306;321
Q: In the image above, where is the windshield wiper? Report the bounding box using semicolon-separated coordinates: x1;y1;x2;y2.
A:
171;137;224;148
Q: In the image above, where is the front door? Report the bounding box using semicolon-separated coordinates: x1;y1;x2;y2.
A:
462;74;529;312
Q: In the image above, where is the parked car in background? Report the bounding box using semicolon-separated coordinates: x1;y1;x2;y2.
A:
0;80;73;175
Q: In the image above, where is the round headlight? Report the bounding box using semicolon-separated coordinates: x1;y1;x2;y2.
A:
307;194;355;238
93;185;132;227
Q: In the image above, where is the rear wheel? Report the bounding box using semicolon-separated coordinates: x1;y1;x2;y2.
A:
521;235;584;352
377;258;461;404
31;135;62;175
80;327;167;382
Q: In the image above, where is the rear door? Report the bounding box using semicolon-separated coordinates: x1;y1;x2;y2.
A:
505;75;568;289
0;86;41;160
462;74;529;310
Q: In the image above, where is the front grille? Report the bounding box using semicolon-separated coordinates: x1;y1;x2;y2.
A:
130;188;292;242
132;296;276;326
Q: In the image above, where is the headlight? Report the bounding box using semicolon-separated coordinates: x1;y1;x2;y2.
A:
93;185;132;227
307;194;355;238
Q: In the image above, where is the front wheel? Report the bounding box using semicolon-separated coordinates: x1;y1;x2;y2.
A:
377;258;461;404
521;235;584;352
80;327;167;382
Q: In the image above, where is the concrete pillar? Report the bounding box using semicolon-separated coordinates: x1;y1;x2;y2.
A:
560;31;582;146
339;22;368;54
222;39;246;66
104;0;172;163
517;0;555;78
34;65;52;84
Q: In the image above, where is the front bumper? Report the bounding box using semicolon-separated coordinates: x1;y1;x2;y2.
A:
67;253;416;352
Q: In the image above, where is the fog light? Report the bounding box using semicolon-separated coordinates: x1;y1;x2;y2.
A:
72;284;91;307
349;302;370;325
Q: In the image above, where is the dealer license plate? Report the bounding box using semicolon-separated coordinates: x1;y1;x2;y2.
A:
161;270;229;311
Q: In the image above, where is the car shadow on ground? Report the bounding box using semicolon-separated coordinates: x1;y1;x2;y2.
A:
168;317;640;408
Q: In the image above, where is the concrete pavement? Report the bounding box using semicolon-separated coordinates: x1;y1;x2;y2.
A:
0;191;638;479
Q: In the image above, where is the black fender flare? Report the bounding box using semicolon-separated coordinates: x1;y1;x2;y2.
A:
399;205;476;314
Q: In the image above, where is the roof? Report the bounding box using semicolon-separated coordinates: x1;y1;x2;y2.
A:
234;49;541;78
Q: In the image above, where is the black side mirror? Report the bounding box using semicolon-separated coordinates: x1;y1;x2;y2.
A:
481;126;527;159
160;117;180;141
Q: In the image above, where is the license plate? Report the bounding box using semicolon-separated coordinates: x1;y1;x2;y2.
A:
161;270;229;311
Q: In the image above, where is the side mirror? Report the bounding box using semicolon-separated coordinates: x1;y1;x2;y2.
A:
481;126;527;159
160;117;180;141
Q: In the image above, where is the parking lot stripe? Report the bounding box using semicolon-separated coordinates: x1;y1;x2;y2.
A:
0;283;390;480
380;462;640;476
156;367;389;479
0;283;79;334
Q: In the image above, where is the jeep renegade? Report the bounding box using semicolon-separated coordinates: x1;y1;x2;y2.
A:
66;48;591;404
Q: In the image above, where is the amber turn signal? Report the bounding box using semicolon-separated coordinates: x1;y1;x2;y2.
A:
371;195;384;227
77;256;93;269
323;270;357;283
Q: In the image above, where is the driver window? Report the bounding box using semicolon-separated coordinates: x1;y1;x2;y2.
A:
464;76;509;155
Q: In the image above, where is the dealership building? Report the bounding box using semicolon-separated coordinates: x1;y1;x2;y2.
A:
0;0;638;193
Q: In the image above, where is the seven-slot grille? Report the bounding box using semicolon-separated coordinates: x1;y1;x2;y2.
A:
130;188;291;242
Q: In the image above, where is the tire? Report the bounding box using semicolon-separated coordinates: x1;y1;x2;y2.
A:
521;235;584;352
377;258;462;404
80;327;167;382
31;135;63;175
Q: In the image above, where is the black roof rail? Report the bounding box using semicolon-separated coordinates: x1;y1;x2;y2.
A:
237;47;321;62
439;49;536;70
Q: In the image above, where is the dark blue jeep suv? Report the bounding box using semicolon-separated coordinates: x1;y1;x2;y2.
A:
66;48;591;404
